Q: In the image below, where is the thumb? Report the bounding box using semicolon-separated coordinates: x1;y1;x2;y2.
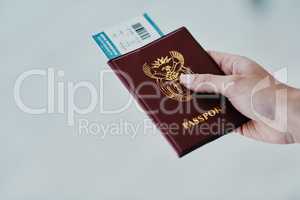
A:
180;74;241;98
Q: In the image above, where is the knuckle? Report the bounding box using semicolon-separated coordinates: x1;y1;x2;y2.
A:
200;74;212;83
190;74;213;91
231;75;243;83
192;74;204;84
223;76;242;96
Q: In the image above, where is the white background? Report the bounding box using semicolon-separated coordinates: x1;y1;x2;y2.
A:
1;0;300;199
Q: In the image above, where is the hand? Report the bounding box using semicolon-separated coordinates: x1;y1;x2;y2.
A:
180;51;300;144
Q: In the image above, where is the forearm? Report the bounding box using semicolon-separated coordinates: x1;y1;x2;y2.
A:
287;87;300;142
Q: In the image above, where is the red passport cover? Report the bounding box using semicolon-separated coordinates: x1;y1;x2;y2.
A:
108;27;249;157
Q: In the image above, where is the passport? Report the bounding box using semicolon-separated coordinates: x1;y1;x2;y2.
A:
108;27;249;157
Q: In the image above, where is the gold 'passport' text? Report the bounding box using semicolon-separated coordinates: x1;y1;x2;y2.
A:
182;106;223;129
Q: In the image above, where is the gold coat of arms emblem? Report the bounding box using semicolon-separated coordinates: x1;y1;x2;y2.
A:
143;51;193;102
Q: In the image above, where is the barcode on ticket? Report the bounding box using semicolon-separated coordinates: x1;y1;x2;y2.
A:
132;22;151;40
93;13;164;59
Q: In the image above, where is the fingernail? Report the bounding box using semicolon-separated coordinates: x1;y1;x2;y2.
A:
180;74;194;86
